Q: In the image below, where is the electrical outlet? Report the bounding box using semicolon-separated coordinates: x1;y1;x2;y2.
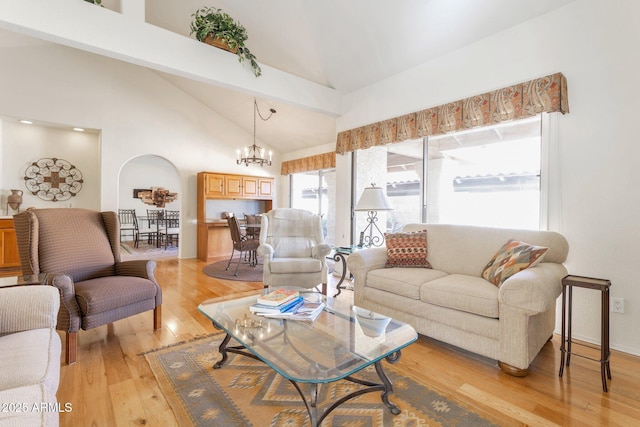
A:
612;297;624;314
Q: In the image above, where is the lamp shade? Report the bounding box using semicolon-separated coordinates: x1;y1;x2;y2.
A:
355;185;393;211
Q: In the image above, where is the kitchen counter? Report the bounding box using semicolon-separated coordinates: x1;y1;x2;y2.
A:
204;218;228;226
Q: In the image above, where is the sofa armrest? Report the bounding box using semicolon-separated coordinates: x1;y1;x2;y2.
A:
0;285;60;335
499;262;567;314
347;247;388;297
347;247;388;274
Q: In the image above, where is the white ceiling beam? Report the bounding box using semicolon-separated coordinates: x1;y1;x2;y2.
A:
0;0;342;116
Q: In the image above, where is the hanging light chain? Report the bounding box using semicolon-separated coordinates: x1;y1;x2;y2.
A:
237;98;276;167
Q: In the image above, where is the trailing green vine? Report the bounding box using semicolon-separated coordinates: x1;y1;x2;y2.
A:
190;7;261;77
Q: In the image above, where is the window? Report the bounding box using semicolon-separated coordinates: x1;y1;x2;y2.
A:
290;168;336;245
427;115;542;229
352;115;544;242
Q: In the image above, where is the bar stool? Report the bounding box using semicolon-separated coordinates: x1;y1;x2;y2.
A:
559;275;611;392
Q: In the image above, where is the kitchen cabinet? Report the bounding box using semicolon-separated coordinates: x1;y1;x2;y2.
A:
243;177;259;197
204;174;225;197
200;172;273;201
259;178;273;197
225;175;243;197
196;172;274;260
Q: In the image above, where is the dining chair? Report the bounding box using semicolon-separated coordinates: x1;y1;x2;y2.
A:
118;209;138;246
243;213;261;240
226;214;260;276
158;210;180;249
139;209;162;247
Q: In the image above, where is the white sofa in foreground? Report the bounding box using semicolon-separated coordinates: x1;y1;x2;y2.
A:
0;285;61;426
347;224;569;376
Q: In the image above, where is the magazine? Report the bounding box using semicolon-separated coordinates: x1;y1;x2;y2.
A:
256;289;300;306
249;296;304;314
256;300;325;322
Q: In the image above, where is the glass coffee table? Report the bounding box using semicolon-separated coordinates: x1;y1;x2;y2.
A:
198;291;417;426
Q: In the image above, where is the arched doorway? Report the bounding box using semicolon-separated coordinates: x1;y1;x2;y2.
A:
117;155;181;259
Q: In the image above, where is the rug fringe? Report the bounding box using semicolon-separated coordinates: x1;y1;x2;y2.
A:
138;332;224;356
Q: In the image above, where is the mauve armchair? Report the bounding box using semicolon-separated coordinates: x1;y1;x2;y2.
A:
13;208;162;365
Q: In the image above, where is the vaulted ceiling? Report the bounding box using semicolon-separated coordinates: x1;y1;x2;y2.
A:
0;0;576;154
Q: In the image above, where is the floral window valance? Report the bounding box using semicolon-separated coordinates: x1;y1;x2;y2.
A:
335;72;569;154
281;152;336;175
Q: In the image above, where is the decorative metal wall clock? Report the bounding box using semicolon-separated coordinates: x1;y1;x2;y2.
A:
24;157;84;202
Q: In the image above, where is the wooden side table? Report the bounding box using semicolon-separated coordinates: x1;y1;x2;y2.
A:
559;275;611;392
0;273;49;288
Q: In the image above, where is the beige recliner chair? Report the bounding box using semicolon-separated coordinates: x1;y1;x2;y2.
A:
258;208;331;294
13;208;162;365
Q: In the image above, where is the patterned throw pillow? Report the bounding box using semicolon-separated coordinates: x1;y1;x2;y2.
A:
385;230;432;268
482;239;549;286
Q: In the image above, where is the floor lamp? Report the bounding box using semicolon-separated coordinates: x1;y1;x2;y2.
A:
355;184;393;247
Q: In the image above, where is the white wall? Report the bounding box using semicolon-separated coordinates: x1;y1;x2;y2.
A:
1;121;100;213
0;43;281;259
337;0;640;355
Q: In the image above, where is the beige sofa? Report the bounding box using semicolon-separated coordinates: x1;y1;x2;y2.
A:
0;285;61;426
347;223;569;376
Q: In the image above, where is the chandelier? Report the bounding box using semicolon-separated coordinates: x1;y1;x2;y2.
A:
237;98;276;167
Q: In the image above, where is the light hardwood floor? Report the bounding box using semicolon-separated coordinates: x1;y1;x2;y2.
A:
55;258;640;426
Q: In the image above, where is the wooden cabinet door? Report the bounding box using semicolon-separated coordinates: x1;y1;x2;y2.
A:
259;178;273;197
0;220;20;268
226;176;243;197
243;177;258;197
205;174;225;196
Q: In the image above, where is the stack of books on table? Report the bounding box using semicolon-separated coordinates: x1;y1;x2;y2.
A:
249;289;325;322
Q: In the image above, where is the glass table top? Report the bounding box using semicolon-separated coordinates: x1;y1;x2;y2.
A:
198;291;417;384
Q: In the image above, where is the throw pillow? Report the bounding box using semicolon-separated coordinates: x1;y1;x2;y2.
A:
482;239;549;286
385;230;432;268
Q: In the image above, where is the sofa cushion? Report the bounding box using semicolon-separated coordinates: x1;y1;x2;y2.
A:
366;268;448;300
385;230;432;268
0;328;61;393
420;274;499;318
481;239;549;286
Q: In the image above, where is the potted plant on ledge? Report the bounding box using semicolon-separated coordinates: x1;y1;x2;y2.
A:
190;6;261;77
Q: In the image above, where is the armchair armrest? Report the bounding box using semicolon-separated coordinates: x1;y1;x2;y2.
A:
498;263;567;314
116;259;157;283
258;243;274;259
0;286;60;335
48;273;81;333
313;243;331;258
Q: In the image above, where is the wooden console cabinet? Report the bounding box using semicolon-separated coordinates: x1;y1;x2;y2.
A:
197;172;274;261
0;218;21;276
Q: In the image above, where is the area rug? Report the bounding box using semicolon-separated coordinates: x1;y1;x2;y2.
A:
120;240;178;260
143;334;498;427
202;259;263;282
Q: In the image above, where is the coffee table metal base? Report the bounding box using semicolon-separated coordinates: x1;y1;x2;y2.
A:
212;328;401;426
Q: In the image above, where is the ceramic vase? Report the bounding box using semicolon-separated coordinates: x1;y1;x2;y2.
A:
7;189;23;211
